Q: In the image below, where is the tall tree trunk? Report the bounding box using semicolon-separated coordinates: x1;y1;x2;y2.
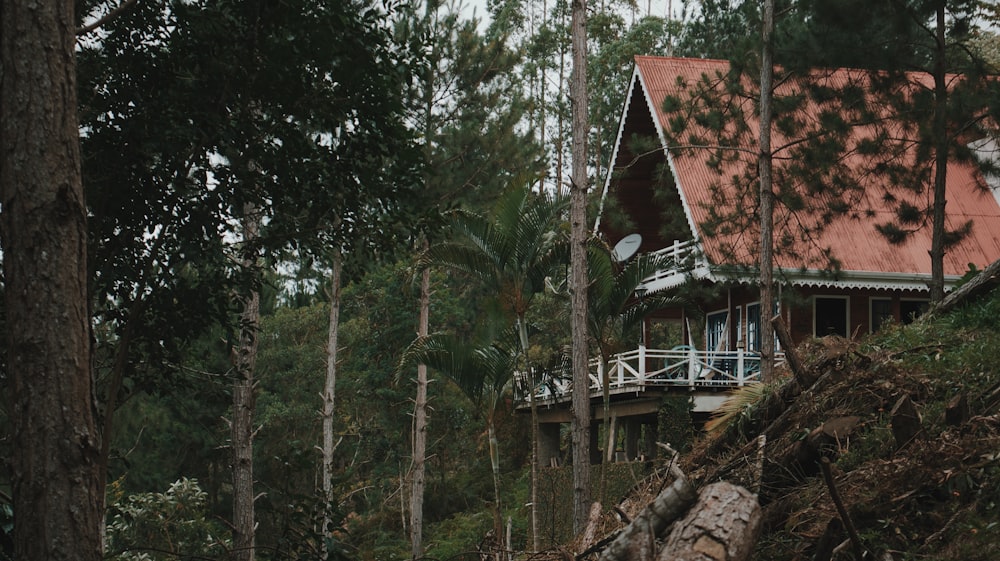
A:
758;0;776;384
410;264;431;559
1;1;103;559
232;206;261;561
323;249;343;558
569;0;593;536
929;4;948;303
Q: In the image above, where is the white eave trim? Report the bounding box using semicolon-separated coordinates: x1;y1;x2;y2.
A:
720;268;960;292
638;69;704;249
594;67;642;233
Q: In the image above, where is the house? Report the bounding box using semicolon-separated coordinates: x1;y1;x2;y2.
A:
597;56;1000;357
530;56;1000;468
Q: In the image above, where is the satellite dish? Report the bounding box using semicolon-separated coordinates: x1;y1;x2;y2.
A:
612;233;642;262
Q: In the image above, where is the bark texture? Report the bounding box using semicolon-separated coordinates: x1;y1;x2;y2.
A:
410;265;430;559
597;476;698;561
757;0;776;384
1;1;103;559
232;208;261;561
657;482;762;561
569;0;592;536
324;250;343;558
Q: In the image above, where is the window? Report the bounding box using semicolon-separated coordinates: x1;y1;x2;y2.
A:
900;299;929;324
706;310;728;352
871;298;892;333
814;296;848;338
746;303;761;351
746;301;780;351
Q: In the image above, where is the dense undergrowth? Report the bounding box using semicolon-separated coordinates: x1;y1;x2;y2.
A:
583;289;1000;561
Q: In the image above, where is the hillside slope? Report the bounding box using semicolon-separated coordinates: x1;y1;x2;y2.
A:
588;290;1000;561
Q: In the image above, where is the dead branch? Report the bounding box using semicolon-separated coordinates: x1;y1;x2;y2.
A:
820;458;869;560
77;0;140;36
773;314;811;386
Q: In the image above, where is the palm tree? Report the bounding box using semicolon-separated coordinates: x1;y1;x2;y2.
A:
584;243;684;498
422;182;567;550
399;331;518;538
586;246;682;370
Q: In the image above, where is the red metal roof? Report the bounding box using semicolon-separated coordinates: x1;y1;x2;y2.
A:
624;55;1000;285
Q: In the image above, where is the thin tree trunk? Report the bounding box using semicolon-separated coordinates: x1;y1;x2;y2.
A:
518;318;541;552
410;265;431;559
570;0;593;536
929;4;948;303
1;1;103;558
232;205;261;561
487;420;503;536
323;249;343;558
758;0;776;384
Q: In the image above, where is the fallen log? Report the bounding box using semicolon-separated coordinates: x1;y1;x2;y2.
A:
596;475;698;561
656;482;762;561
926;257;1000;318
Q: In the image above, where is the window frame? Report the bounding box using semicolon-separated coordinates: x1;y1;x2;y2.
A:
813;295;850;338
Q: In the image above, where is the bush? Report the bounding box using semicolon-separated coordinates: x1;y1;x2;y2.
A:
106;477;228;561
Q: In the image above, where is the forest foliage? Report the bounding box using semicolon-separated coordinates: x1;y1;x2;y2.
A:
1;0;999;560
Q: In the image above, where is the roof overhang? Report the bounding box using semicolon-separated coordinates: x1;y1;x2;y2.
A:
715;267;959;293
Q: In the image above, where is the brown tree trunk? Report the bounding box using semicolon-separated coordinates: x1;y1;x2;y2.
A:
323;250;343;558
1;2;103;559
657;482;762;561
410;264;430;559
232;206;261;561
929;4;949;303
570;0;593;536
758;0;776;384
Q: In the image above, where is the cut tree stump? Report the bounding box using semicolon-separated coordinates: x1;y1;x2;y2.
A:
890;394;922;450
945;392;970;426
656;482;762;561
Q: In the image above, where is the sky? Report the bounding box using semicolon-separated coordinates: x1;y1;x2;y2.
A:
460;0;687;30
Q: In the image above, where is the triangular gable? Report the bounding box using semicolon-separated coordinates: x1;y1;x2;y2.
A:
599;55;1000;291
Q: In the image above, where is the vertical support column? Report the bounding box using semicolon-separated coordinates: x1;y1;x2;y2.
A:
605;415;619;463
589;422;602;465
538;423;562;468
624;418;641;461
645;419;658;460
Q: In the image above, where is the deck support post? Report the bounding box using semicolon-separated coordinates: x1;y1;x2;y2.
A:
538;422;562;467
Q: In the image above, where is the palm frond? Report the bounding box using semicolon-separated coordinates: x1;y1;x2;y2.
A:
399;331;518;412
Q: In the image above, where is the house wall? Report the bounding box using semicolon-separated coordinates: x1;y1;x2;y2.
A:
785;287;930;344
668;284;931;349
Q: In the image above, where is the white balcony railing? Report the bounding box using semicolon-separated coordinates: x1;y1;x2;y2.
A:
529;345;785;402
639;240;702;290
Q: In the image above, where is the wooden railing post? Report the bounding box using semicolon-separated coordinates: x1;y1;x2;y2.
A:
736;347;745;386
616;355;624;388
638;343;646;381
688;347;697;386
